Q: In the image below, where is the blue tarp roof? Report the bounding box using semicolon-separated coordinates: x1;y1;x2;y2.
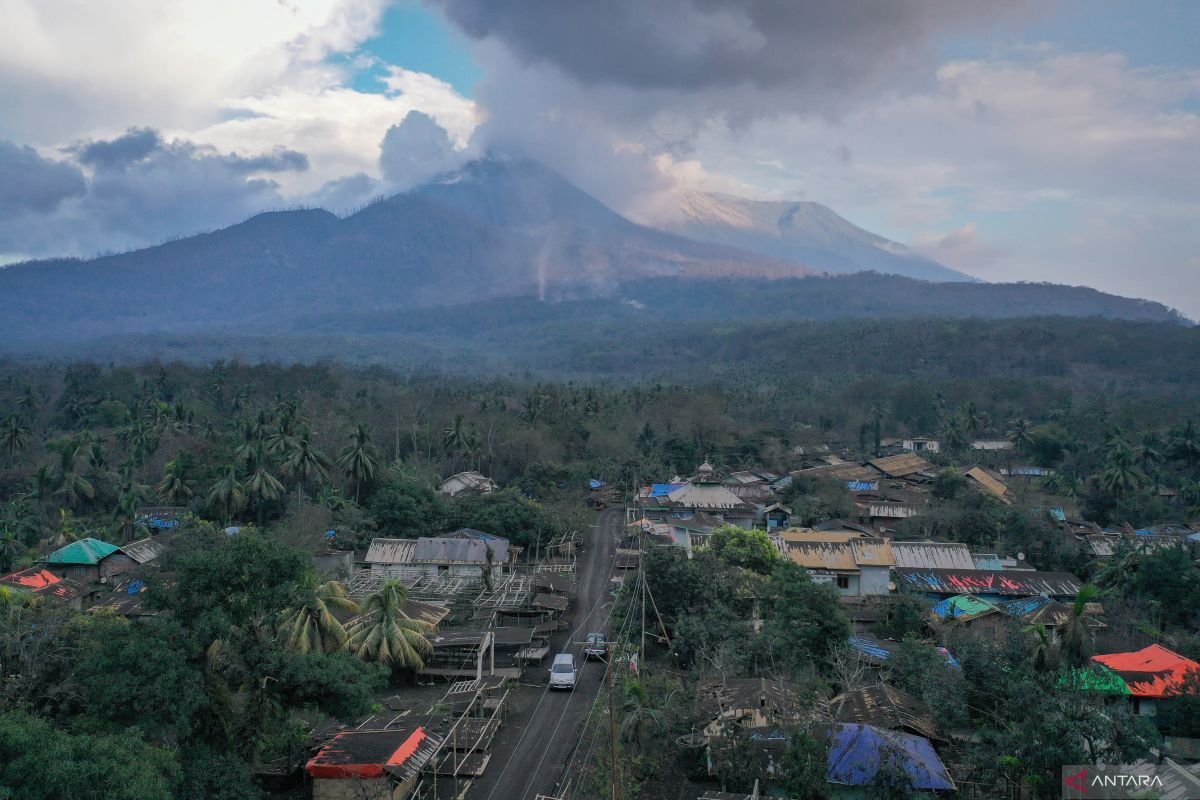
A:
846;480;879;491
848;635;894;662
648;483;683;497
828;723;955;790
589;479;605;489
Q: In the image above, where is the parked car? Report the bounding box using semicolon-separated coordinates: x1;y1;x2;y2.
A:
549;653;577;690
584;632;608;660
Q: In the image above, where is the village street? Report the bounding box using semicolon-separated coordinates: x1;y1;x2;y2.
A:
469;506;623;800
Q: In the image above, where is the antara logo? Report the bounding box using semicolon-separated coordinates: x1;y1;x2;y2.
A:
1064;769;1089;792
1091;775;1164;789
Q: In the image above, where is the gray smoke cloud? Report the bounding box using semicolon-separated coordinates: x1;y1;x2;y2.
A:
429;0;1032;219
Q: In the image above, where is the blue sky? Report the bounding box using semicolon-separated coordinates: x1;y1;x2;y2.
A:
341;3;481;97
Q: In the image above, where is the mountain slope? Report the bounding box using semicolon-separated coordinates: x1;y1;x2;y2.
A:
667;191;972;282
0;158;810;343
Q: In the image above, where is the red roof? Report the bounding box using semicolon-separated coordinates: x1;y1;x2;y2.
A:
1092;644;1200;698
0;567;62;590
306;728;428;779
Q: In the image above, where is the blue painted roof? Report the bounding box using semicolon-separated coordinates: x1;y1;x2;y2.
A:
828;723;955;790
589;479;605;489
846;480;879;491
972;554;1004;571
649;483;683;497
848;635;893;661
996;595;1053;617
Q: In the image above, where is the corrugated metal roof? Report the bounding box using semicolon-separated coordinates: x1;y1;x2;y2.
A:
364;538;417;565
664;483;750;510
892;541;974;570
868;454;935;478
1092;645;1200;698
971;552;1004;571
931;594;1000;621
827;723;955;790
964;467;1012;503
120;537;164;564
411;538;493;564
787;541;859;571
894;568;1081;597
829;684;940;741
995;595;1054;617
850;538;894;566
45;537;119;565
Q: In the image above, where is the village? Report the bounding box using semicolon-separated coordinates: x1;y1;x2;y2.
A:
5;426;1200;800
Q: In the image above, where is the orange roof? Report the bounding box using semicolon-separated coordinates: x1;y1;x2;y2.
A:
306;728;428;779
1092;644;1200;698
0;567;61;591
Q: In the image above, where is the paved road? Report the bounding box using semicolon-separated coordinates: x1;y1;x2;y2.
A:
471;506;623;800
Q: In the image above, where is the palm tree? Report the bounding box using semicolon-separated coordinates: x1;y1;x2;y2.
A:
245;443;284;528
1137;431;1166;471
345;579;435;671
1094;441;1147;498
281;427;331;499
1006;416;1035;451
17;384;38;420
620;679;665;745
0;416;31;465
208;465;247;525
442;414;470;460
51;440;95;510
113;481;150;543
1022;622;1058;672
157;458;194;505
1170;420;1200;469
960;402;986;436
1061;584;1100;668
279;577;360;654
338;424;381;503
0;529;22;573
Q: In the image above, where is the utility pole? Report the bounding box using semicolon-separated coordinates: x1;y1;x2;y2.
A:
608;657;619;800
640;527;646;662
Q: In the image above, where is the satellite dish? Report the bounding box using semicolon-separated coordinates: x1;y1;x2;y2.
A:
1017;552;1026;561
100;576;107;584
887;581;897;592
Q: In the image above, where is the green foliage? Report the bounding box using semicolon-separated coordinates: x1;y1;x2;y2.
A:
367;469;447;536
755;561;849;674
706;525;779;573
1131;548;1200;627
778;731;830;800
448;487;557;548
0;711;180;800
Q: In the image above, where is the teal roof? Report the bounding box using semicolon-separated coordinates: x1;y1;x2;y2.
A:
45;537;119;565
932;594;1000;621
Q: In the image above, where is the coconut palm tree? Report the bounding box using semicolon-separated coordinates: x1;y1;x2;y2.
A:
620;679;665;745
280;426;331;500
0;416;31;466
51;440;95;510
16;385;38;421
0;530;22;573
338;424;381;503
442;414;470;461
1022;622;1058;672
245;443;284;527
208;465;247;525
1061;584;1101;668
279;577;360;654
1093;442;1147;498
113;481;151;543
1170;420;1200;469
345;579;435;671
1006;416;1035;451
157;458;194;505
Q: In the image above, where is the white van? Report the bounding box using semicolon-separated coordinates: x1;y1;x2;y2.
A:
549;653;577;690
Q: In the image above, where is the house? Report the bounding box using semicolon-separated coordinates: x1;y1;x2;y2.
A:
867;454;937;481
762;502;792;531
306;725;443;800
780;530;894;596
1091;645;1200;717
894;567;1081;600
365;536;509;582
901;437;940;453
119;536;165;566
964;466;1013;505
633;464;760;529
827;723;955;794
435;528;517;566
42;537;133;584
698;677;804;735
437;471;498;497
0;567;90;610
891;541;975;571
997;596;1105;645
828;684;940;741
930;594;1008;636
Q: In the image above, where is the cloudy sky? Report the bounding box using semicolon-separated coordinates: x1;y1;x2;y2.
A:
2;1;1198;316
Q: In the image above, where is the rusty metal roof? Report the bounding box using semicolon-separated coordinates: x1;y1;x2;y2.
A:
868;454;935;478
892;541;974;570
829;684;940;741
964;467;1012;503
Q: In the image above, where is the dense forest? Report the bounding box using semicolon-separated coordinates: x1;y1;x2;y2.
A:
0;319;1198;798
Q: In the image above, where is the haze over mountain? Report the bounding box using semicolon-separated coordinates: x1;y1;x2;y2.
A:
669;191;972;282
0;156;1187;355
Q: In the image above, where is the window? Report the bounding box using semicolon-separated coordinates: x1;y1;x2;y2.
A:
836;575;851;590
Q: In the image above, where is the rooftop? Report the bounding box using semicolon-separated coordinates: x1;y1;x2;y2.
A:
44;537;120;566
1092;645;1200;698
